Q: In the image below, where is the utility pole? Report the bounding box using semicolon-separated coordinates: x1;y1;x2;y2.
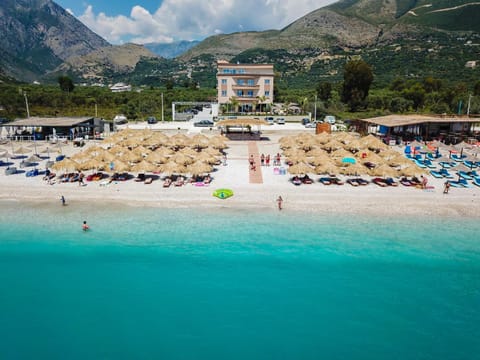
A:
467;94;473;117
161;92;164;122
314;94;317;122
23;91;30;118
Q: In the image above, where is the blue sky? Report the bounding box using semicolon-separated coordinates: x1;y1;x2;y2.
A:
55;0;337;45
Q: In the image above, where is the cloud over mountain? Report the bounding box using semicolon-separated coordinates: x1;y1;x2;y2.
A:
77;0;336;44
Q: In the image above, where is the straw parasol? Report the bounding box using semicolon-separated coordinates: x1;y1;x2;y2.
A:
170;133;189;147
315;161;339;175
194;152;219;165
51;158;79;172
190;134;210;149
130;160;158;173
287;162;314;175
398;165;427;177
369;163;398;177
159;161;187;176
339;163;367;176
145;151;168;164
107;159;130;173
119;150;143;163
203;147;222;157
78;158;105;172
26;154;43;163
187;161;213;175
13;146;31;155
170;152;194;165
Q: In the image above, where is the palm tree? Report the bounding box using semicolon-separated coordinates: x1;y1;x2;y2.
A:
300;97;309;114
229;96;239;114
257;95;267;113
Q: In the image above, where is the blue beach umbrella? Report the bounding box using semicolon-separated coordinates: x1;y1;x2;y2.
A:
341;157;356;164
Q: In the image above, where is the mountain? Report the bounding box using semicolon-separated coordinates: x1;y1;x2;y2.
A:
144;40;200;59
0;0;110;81
170;0;479;88
51;43;159;83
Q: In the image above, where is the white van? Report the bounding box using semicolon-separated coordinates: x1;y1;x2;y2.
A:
113;114;128;124
324;115;336;124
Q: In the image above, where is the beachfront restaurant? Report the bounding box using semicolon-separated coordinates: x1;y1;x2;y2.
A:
353;115;480;145
0;116;100;142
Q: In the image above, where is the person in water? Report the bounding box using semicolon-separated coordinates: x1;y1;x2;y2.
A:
276;195;283;210
82;221;89;231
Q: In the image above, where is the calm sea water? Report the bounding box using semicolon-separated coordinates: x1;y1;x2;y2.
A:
0;201;479;360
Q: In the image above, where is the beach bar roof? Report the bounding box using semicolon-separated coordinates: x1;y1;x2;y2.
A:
359;115;479;127
7;116;94;127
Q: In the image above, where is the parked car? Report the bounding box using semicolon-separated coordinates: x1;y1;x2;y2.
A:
301;118;310;125
147;116;157;124
275;118;285;125
265;117;274;125
305;121;318;128
194;119;214;127
324;115;336;124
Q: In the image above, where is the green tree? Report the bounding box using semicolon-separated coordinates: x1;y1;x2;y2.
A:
316;82;332;104
422;77;442;93
402;83;426;110
341;60;373;111
58;76;75;93
474;81;480;96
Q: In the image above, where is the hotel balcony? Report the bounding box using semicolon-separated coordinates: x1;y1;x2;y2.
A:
232;84;260;90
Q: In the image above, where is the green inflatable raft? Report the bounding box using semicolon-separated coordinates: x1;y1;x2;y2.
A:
213;188;234;199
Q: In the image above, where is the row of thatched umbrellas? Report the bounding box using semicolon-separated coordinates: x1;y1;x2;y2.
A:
51;129;228;176
281;132;428;178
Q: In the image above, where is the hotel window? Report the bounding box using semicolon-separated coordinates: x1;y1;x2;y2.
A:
247;79;255;86
221;90;227;96
265;79;270;85
237;79;245;85
221;79;227;84
247;90;254;97
237;90;244;97
265;91;270;96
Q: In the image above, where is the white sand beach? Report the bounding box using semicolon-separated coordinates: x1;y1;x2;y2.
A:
1;122;479;218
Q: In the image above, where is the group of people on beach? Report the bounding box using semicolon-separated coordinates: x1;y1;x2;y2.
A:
249;153;282;171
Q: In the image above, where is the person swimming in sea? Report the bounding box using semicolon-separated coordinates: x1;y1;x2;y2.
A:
82;221;89;231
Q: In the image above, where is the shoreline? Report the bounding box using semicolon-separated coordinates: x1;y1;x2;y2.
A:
1;126;479;220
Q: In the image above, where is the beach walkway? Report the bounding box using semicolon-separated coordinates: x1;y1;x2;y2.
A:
248;141;263;184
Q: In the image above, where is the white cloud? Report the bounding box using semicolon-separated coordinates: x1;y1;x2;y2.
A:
77;0;336;44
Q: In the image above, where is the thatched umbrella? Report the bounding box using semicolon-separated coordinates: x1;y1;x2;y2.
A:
51;158;79;172
145;152;168;164
130;160;158;173
131;145;151;156
190;134;210;149
314;132;332;144
78;158;105;172
398;165;427;177
339;163;367;176
13;146;31;155
309;154;332;167
187;161;213;176
107;159;130;173
288;162;314;175
171;133;189;147
180;147;199;158
195;152;219;165
331;148;353;159
170;152;194;165
315;161;339;175
203;147;223;157
159;161;187;176
26;154;43;163
322;139;344;151
119;150;143;163
369;163;398;177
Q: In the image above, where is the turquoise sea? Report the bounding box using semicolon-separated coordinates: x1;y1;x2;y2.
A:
0;200;479;359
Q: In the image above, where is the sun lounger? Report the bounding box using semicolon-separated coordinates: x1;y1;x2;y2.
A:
439;169;454;178
472;177;480;187
457;171;473;180
347;178;360;186
319;177;332;185
384;177;398;186
144;177;153;184
174;177;184;186
163;178;172;188
5;167;17;175
372;177;388;187
430;170;443;178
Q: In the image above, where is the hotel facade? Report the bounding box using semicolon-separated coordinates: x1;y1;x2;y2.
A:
216;60;274;113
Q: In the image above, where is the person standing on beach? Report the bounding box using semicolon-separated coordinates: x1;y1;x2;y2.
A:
443;181;450;194
276;196;283;210
261;154;265;166
61;195;66;206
